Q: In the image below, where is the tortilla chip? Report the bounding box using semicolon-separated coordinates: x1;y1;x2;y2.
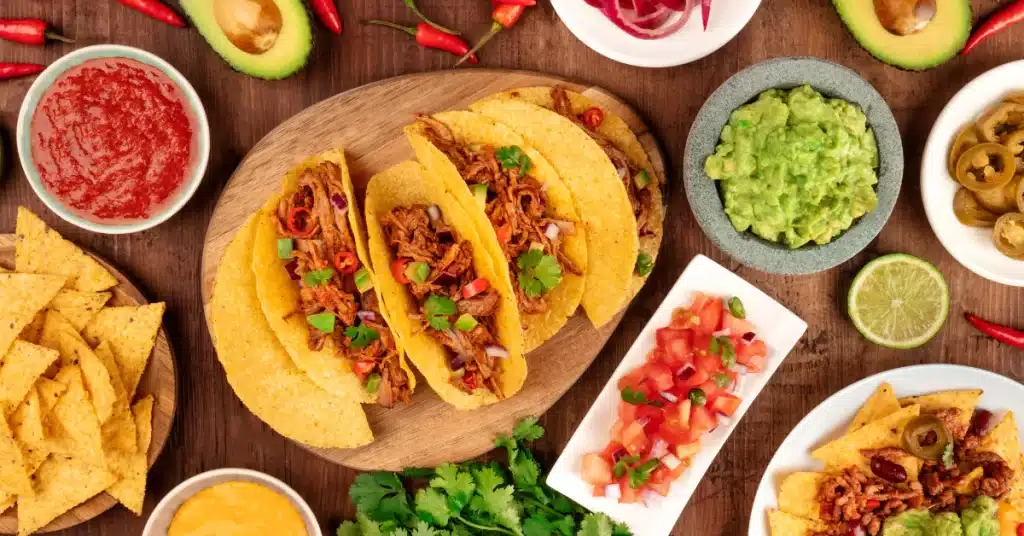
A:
81;303;164;399
848;382;901;433
0;273;65;359
14;207;117;292
132;395;153;454
768;509;828;536
0;493;12;515
210;215;372;448
0;415;32;497
18;312;45;345
813;404;921;475
0;341;58;412
365;162;527;409
93;341;137;453
1006;454;1024;512
35;378;65;417
15;455;117;536
899;389;982;436
979;412;1022;474
11;388;45;447
470;97;638;327
46;366;105;467
48;290;111;332
778;472;830;520
38;311;116;423
104;449;146;515
406;112;588;352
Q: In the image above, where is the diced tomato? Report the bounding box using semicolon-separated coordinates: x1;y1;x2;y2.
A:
711;393;742;416
391;258;411;284
621;421;648;456
675;441;702;460
744;353;766;372
657;422;691;445
675;367;709;391
462;278;489;298
618;401;638;422
695;352;721;375
610;419;625;444
656;328;693;366
352;360;376;380
688;292;709;313
690;404;717;436
582;107;605;129
619;478;642;503
670;308;699;329
495;224;512;245
644;362;674;392
736;339;767;371
864;499;880;510
618;368;647;391
665;399;692;428
581;453;615;486
647;347;667;363
697;380;723;402
722;312;756;337
695;297;724;334
647;466;673;496
592;484;606;497
600;442;624;461
636;405;665;434
692;332;713;356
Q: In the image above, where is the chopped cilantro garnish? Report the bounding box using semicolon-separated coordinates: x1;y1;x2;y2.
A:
942;442;954;469
306;312;335;334
627;459;660;489
635;252;654;276
303;268;334;286
621;386;647;405
713;372;731;388
689;388;707;406
496;145;532;175
709;336;721;355
424;295;456;331
346;324;380;349
517;249;562;298
718;337;736;368
365;373;381;394
612;455;640;479
728;296;746;319
277;238;294;259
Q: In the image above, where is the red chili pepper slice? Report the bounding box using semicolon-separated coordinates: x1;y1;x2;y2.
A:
352;360;376;380
286;206;315;237
582;107;605;129
310;0;343;35
391;258;412;285
462;278;489;298
0;19;74;46
965;312;1024;349
333;251;359;275
116;0;186;28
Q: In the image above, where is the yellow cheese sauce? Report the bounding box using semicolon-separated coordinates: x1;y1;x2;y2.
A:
168;481;308;536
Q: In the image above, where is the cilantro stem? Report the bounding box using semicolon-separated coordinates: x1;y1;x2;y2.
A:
455;515;517;535
519;496;562;518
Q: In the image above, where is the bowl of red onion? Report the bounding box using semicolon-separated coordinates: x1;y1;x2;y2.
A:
551;0;762;67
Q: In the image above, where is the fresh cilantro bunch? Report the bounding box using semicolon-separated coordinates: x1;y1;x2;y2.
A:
517;250;562;298
337;418;631;536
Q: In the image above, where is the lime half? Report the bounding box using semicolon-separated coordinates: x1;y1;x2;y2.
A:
848;254;950;349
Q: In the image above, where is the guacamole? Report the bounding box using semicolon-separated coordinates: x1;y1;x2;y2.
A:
881;497;999;536
704;85;880;248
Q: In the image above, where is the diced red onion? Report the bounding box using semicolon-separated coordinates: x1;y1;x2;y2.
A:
356;310;377;323
734;364;748;375
660;391;678;403
712;328;730;337
604;483;621;500
544;223;561;240
677;362;696;378
485;345;510;359
660;453;682;471
650;439;668;458
331;193;348;211
427;205;441;221
636;416;650;427
284;260;300;281
449;355;466;371
742;332;757;342
978;410;1006;437
611;447;628;462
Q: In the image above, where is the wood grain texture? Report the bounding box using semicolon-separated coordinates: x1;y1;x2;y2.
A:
200;70;663;471
1;0;1023;534
0;236;176;534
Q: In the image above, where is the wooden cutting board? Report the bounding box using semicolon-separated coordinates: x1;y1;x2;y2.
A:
0;235;177;534
200;69;665;471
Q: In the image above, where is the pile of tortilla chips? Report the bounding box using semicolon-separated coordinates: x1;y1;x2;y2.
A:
0;208;164;535
769;383;1024;535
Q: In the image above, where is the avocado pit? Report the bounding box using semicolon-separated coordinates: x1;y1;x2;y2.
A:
874;0;937;36
214;0;283;55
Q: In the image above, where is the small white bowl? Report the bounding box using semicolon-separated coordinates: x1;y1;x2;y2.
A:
16;44;210;235
921;60;1024;286
142;468;323;536
550;0;762;68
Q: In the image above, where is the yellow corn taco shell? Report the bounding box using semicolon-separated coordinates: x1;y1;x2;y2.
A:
469;97;637;328
210;214;372;448
364;161;526;410
475;87;664;299
406;111;587;351
848;382;901;433
251;150;415;404
778;472;830;521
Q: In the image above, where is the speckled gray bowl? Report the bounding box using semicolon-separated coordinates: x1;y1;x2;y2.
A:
683;57;903;275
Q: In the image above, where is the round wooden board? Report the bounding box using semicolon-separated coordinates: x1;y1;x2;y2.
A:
201;69;665;471
0;235;177;534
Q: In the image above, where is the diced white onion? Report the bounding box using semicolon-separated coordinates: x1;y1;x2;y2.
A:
604;484;621;500
712;328;731;337
734;364;749;375
732;375;744;392
529;241;545;251
485;345;510;359
660;453;682;471
427;205;441;221
851;526;866;536
616;167;627;180
717;415;733;428
650;439;668;459
659;391;678;403
356;310;378;323
553;220;576;233
544;223;560;240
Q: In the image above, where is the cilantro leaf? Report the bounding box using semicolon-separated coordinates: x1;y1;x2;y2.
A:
424;295;456;331
517;251;562;298
718;336;736;369
412;521;452;536
337;521;362;536
304;268;335;286
942;441;954;469
513;417;544;442
635;252;654;277
577;514;614;536
508;452;541;490
620;386;647;405
472;466;521;532
627;459;660;489
356;512;385;536
346;324;380;349
612;455;640;479
431;463;475;513
415;488;451;526
350;472;412;522
496;145;532;175
524;515;553;536
402;467;436;479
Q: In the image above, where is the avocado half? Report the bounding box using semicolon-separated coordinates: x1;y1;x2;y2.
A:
181;0;313;80
833;0;971;71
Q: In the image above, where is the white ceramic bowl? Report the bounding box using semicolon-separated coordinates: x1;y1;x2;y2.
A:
921;60;1024;286
142;468;323;536
16;44;210;235
550;0;762;68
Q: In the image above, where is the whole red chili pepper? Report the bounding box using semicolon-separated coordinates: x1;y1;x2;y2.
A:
962;0;1024;55
363;20;478;63
0;19;74;46
402;0;461;34
493;0;536;5
0;62;45;80
965;313;1024;349
310;0;343;35
117;0;186;28
456;2;528;66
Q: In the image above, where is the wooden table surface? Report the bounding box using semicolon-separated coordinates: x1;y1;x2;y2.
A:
1;1;1022;534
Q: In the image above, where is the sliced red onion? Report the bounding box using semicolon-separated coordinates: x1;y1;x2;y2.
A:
427;205;441;222
650;439;668;458
356;310;378;323
742;332;757;342
677;362;696;378
659;391;678;403
331;193;348;211
660;453;682;471
284;260;300;281
544;223;560;240
604;483;621;500
700;0;711;29
599;0;692;39
732;375;744;392
659;0;689;10
485;345;510;359
978;410;1006;437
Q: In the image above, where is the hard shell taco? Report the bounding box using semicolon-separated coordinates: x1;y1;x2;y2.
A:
471;86;665;318
406;111;588;351
251;149;415;408
363;161;526;410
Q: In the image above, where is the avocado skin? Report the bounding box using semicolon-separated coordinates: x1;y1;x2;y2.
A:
831;0;972;71
181;0;314;80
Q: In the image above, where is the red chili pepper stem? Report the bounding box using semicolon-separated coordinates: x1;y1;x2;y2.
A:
456;22;502;67
962;0;1024;55
965;313;1024;349
364;19;417;37
402;0;460;35
44;31;74;44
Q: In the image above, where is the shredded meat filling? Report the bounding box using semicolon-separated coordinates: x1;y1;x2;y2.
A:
380;204;506;397
276;162;410;407
417;114;582;316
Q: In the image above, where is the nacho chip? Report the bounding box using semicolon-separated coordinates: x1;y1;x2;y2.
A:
81;303;164;399
15;455;117;536
0;273;65;359
46;366;105;467
14;207;117;292
0;341;58;412
848;382;901;433
0;415;32;497
132;395;153;454
11;388;45;447
38;311;116;423
0;492;12;515
768;509;829;536
93;341;137;453
35;378;65;417
17;312;45;345
899;389;982;436
1006;454;1024;512
979;411;1022;474
104;449;146;515
813;404;921;476
210;215;372;448
779;472;830;520
48;290;111;332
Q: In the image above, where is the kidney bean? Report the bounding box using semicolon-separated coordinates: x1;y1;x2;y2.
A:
971;409;994;436
871;456;908;483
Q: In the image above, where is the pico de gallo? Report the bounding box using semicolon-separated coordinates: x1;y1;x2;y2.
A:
581;292;768;503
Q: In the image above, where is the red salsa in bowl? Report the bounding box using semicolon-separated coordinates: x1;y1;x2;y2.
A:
28;55;200;227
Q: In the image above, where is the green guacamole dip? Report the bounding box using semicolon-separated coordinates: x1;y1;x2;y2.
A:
881;496;999;536
704;85;880;248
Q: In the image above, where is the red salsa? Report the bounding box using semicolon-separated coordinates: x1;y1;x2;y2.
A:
30;57;196;224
